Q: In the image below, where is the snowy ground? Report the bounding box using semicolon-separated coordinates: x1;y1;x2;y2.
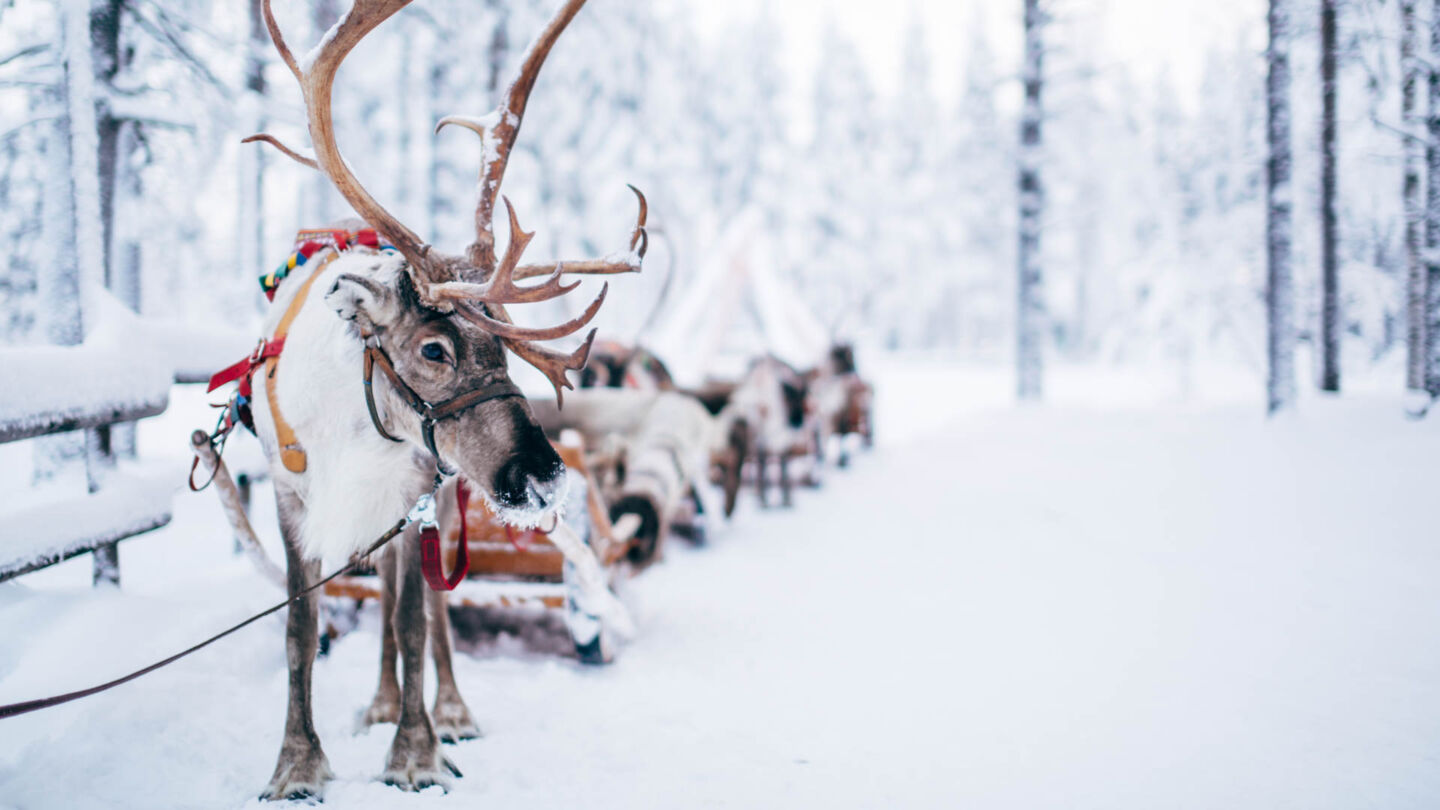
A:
2;358;1440;809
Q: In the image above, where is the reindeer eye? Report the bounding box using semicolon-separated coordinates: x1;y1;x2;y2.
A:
420;342;448;363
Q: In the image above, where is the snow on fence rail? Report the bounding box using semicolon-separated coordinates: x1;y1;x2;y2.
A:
0;343;171;443
0;335;179;585
0;471;174;583
0;284;258;585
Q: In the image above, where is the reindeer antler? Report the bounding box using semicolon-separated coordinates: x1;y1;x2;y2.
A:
249;0;645;399
513;185;649;280
428;199;581;307
253;0;433;278
436;0;585;269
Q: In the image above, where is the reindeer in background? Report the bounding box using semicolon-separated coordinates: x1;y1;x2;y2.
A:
578;340;677;391
531;388;722;559
239;0;644;798
721;355;816;509
806;342;874;467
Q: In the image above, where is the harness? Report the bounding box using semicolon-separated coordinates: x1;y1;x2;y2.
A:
361;338;522;474
201;226;528;592
207;229;369;473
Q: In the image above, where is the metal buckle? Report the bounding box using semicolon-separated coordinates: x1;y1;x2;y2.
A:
406;473;448;530
249;337;267;364
408;491;438;530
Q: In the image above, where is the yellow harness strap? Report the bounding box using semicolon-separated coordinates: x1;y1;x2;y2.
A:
265;251;337;473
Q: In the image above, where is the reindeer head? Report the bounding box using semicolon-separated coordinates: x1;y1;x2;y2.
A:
249;0;645;523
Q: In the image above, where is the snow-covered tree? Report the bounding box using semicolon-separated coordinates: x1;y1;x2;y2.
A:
1426;0;1440;398
1401;0;1426;392
876;15;947;348
3;0;1437;412
1017;0;1046;401
1320;0;1340;391
795;21;882;337
949;5;1011;356
1268;0;1296;414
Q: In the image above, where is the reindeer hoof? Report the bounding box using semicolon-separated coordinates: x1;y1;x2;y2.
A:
381;757;461;792
382;728;462;792
432;697;481;743
260;749;334;802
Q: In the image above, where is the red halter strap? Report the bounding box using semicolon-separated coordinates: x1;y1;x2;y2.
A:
419;478;471;591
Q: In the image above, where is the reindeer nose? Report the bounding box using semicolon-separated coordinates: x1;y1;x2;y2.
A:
494;449;566;510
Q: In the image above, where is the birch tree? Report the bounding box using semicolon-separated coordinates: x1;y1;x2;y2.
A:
1320;0;1341;392
62;0;104;301
1017;0;1045;401
34;0;105;482
1401;0;1426;392
1267;0;1296;414
1427;0;1440;398
91;0;124;293
91;0;137;455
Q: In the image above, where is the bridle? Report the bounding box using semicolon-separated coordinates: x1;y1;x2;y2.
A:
361;335;523;475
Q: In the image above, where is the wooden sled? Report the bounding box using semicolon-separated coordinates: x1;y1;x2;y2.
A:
323;436;641;664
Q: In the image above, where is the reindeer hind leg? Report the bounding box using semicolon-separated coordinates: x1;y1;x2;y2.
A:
429;589;481;743
360;545;402;729
382;523;461;790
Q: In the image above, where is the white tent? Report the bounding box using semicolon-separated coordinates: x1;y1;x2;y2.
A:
650;208;829;386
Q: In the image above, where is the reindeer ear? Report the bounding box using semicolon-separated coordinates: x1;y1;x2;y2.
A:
326;272;395;332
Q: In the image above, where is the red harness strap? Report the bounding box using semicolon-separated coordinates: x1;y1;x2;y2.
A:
419;479;471;591
207;338;286;398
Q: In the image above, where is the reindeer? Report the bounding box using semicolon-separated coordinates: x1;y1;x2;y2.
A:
578;339;677;390
238;0;644;798
720;355;816;509
530;388;723;557
805;342;873;467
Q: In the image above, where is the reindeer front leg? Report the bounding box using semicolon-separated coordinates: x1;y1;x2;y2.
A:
382;523;462;791
261;486;335;801
429;589;481;742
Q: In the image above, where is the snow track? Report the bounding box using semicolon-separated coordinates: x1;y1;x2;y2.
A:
2;365;1440;808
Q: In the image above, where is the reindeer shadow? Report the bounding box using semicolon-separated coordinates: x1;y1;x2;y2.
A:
447;605;579;660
